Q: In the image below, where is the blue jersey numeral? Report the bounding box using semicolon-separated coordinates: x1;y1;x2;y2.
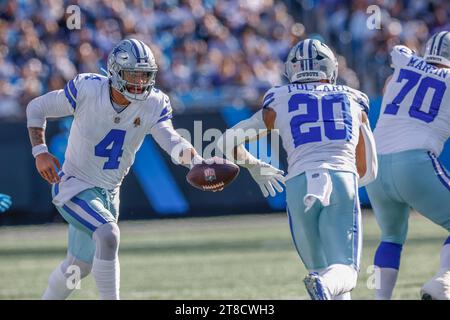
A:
385;69;446;123
95;129;126;169
288;93;352;148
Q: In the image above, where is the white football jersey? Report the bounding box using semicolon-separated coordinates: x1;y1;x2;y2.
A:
263;82;366;180
375;45;450;156
61;73;172;189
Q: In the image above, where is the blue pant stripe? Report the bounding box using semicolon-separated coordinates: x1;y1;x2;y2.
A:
62;204;96;232
428;152;450;192
71;197;108;225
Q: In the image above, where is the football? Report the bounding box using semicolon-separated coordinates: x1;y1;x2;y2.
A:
186;157;240;192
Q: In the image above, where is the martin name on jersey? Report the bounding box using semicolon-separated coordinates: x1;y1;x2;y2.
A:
375;45;450;156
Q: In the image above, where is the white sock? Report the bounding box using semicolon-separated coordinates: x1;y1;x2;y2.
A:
375;267;398;300
42;263;74;300
440;243;450;272
320;264;357;297
333;292;351;300
91;257;120;300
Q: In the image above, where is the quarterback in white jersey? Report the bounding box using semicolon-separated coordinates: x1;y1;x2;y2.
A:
367;31;450;300
218;39;377;300
26;39;216;300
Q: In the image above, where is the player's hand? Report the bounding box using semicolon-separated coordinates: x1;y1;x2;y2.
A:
0;193;12;213
35;152;61;184
247;162;285;197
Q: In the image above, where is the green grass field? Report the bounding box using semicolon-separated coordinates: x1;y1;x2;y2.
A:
0;210;447;300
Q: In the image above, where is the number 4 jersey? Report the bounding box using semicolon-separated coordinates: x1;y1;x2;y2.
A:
263;82;368;180
375;45;450;156
35;73;173;190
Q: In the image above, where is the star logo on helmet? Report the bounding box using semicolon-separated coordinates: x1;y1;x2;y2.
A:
112;46;126;56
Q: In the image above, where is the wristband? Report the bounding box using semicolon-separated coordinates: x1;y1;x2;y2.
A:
32;144;48;158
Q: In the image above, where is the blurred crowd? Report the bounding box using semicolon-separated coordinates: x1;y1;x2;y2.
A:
0;0;449;119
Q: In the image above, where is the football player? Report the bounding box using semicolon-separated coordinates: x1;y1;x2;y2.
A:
0;193;12;213
26;39;218;300
218;39;377;299
366;31;450;300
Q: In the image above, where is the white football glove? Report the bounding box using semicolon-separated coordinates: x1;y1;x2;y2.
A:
246;161;285;197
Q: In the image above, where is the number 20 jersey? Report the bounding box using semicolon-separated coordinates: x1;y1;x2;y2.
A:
263;83;366;180
62;73;172;190
375;45;450;156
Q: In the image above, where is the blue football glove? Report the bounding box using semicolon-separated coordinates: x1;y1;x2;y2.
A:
0;193;12;213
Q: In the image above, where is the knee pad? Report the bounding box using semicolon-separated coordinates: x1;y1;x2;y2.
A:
93;222;121;260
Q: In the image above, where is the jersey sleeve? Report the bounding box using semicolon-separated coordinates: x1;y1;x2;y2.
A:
262;88;277;109
26;89;74;128
62;74;87;113
147;92;174;133
390;45;415;68
347;87;370;115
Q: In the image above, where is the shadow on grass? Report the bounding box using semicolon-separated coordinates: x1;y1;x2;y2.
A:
0;234;445;258
0;239;293;257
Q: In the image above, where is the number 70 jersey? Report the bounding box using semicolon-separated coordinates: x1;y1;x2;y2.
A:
375;45;450;156
263;83;367;180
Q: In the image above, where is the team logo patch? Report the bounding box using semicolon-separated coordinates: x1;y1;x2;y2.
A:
134;117;141;127
204;168;217;182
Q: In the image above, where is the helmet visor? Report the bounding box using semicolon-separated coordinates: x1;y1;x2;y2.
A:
120;69;156;94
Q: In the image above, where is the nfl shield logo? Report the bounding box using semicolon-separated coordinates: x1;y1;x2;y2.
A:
204;168;216;182
114;117;121;124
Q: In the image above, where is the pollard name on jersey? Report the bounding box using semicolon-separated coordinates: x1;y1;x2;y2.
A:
262;82;367;180
62;73;172;190
375;45;450;156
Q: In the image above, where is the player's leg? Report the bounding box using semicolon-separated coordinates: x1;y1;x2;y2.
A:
285;174;328;299
74;188;121;300
395;151;450;299
366;154;410;300
42;223;95;300
317;171;361;300
53;187;121;299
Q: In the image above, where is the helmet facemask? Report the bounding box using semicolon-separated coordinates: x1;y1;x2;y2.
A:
115;69;157;101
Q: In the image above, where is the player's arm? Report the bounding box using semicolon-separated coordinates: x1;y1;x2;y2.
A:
150;120;203;169
217;108;285;197
356;111;378;186
26;89;75;184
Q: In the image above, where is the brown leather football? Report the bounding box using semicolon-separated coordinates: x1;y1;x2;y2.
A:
186;157;240;191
